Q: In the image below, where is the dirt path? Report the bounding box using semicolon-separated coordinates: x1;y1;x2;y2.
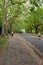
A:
0;34;43;65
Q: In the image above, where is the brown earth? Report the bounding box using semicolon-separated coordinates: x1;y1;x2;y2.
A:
0;34;43;65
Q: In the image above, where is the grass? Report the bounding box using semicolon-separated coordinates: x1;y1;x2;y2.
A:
0;36;8;48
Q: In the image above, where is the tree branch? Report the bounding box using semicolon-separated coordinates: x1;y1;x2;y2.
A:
7;10;22;26
8;10;22;21
5;0;27;9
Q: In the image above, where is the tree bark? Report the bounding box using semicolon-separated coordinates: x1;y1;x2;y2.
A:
2;0;7;36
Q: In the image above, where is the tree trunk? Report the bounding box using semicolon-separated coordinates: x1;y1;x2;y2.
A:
2;0;7;36
9;22;12;34
35;27;38;33
35;25;39;33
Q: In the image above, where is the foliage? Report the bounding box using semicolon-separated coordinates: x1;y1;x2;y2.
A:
0;0;43;34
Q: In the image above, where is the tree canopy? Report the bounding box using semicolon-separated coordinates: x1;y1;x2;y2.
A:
0;0;43;35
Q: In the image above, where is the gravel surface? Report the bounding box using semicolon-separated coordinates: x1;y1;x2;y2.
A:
0;34;43;65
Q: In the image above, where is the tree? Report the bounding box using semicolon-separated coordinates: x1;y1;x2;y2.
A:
0;0;27;35
0;0;43;34
30;7;43;33
30;0;43;7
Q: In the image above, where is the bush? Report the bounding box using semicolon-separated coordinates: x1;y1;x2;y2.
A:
0;36;8;48
32;29;35;33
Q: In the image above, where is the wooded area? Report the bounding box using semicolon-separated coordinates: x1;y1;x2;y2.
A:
0;0;43;36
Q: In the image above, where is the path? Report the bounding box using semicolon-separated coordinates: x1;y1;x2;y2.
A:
20;33;43;53
0;34;43;65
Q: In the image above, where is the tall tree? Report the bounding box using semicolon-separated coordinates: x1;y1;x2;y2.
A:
1;0;27;35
